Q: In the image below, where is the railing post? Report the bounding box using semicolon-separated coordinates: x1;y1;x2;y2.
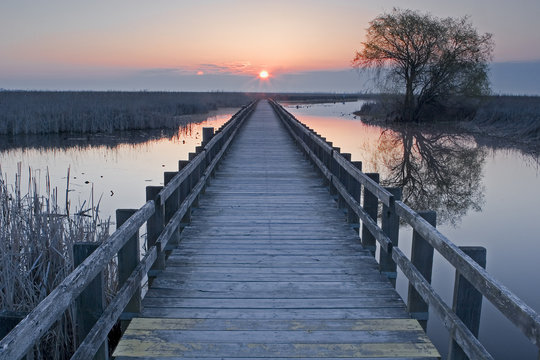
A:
73;243;108;360
202;127;214;147
379;187;401;287
188;152;200;207
330;147;340;196
348;161;362;228
116;209;141;330
338;153;351;211
324;141;332;187
164;172;180;252
179;160;191;224
449;246;487;360
146;186;166;281
362;173;379;255
0;311;32;359
407;211;436;331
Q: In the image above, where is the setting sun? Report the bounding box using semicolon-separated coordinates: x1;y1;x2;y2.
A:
259;70;269;79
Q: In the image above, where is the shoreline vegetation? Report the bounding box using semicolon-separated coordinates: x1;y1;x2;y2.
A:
0;167;112;359
353;95;540;152
0;91;253;136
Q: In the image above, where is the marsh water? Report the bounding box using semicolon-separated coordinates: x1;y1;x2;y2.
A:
1;101;539;358
284;101;540;359
0;108;236;222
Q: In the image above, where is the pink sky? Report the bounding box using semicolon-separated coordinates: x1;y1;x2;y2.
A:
1;0;539;92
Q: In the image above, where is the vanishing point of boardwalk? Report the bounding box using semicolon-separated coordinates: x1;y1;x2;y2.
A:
113;101;439;359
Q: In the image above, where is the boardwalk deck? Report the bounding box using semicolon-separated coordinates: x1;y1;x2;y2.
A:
113;101;439;359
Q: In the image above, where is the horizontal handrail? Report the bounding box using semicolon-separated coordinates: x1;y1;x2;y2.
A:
0;201;155;360
391;247;493;359
0;100;257;360
395;200;540;346
158;102;254;204
270;99;540;359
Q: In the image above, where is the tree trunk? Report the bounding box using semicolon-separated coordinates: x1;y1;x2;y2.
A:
403;78;415;122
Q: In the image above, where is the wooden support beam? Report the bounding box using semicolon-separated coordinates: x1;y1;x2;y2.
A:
380;187;402;286
449;246;486;360
361;173;379;255
73;243;108;360
116;209;141;330
146;187;166;277
407;211;436;330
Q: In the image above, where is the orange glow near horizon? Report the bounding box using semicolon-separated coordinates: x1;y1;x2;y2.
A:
259;70;269;79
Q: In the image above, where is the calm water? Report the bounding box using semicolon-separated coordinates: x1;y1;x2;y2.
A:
0;108;236;222
283;101;540;359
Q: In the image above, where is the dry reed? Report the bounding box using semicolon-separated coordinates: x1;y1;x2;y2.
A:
0;91;252;135
0;165;111;359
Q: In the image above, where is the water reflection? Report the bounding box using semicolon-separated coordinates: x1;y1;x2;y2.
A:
0;109;235;221
0;114;213;153
372;126;486;226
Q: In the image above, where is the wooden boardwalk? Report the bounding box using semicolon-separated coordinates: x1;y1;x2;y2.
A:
113;101;439;359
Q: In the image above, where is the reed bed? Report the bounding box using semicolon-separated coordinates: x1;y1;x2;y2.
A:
468;95;540;145
0;91;252;135
355;95;540;147
0;166;111;359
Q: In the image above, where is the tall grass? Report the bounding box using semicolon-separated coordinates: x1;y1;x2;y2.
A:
355;94;540;147
469;95;540;145
0;165;111;359
0;91;252;135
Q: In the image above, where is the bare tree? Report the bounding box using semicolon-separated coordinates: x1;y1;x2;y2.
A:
353;8;494;122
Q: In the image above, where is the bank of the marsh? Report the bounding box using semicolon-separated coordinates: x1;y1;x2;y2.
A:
0;91;253;135
353;95;540;152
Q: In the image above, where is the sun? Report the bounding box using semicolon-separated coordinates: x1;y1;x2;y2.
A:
259;70;269;79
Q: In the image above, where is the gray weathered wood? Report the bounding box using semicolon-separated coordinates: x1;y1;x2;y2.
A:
0;201;153;360
380;187;402;286
392;247;492;360
146;187;166;275
395;200;540;347
449;246;486;360
362;173;379;255
116;209;142;324
347;161;362;226
163;172;180;250
0;311;27;342
407;211;436;330
73;243;108;360
202;127;214;146
113;100;438;359
72;248;157;360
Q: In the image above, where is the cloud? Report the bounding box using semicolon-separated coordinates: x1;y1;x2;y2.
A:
195;61;254;75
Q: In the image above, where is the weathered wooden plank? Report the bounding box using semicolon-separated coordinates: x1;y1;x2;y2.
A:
148;279;395;292
118;329;430;345
122;317;424;331
143;288;399;299
142;297;404;309
140;307;411;320
144;272;388;283
113;340;438;358
116;357;438;360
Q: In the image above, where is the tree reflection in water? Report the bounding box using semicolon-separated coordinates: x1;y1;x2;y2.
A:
372;126;486;226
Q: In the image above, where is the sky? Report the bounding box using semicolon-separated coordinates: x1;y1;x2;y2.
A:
1;0;540;94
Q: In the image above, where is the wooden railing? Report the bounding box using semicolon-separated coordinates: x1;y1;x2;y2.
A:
0;101;257;360
270;99;540;360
